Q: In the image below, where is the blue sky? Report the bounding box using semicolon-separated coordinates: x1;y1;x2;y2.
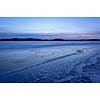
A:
0;17;100;39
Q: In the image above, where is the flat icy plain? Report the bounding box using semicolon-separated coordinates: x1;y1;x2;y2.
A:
0;41;100;82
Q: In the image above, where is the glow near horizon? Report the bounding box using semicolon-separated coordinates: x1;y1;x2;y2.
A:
0;17;100;35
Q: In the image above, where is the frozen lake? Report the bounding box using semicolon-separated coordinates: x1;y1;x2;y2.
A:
0;41;100;83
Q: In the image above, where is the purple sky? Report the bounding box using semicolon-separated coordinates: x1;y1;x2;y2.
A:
0;17;100;39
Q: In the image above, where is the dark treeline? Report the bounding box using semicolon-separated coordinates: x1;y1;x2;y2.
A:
0;38;100;41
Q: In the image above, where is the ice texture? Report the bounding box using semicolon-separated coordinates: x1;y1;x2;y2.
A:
0;41;100;83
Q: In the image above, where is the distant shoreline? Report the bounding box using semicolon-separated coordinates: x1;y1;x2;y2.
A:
0;38;100;41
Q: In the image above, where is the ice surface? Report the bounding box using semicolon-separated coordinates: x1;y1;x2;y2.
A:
0;41;100;83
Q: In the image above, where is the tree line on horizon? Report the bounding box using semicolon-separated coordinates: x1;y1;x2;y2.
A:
0;38;100;41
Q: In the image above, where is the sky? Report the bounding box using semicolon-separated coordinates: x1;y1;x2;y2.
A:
0;17;100;39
